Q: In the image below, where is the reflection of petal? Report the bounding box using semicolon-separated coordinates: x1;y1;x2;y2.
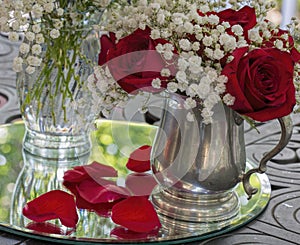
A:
112;196;161;233
125;173;157;197
22;190;78;228
126;145;152;172
26;222;72;235
110;226;159;240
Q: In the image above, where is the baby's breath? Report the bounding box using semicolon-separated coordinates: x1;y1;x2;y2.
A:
91;0;300;124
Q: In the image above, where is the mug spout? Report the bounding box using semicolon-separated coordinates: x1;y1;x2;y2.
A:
242;116;293;199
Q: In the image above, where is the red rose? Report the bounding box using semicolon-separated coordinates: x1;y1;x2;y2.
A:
195;6;256;65
99;27;177;93
98;32;116;66
197;6;256;40
222;47;296;122
217;6;257;38
262;28;300;63
197;10;217;17
263;28;294;48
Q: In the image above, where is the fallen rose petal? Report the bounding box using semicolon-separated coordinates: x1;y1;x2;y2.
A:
26;222;69;235
64;161;117;183
22;190;78;228
63;162;118;195
77;179;130;204
111;196;161;233
83;161;118;179
75;194;124;216
110;226;159;240
91;184;130;203
126;145;152;173
63;169;87;194
75;178;106;202
125;173;157;197
75;193;95;210
93;199;124;217
63;168;87;183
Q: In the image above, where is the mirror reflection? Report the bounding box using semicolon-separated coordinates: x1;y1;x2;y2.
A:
0;122;270;243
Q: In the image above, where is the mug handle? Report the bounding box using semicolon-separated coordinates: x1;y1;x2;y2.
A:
242;116;293;199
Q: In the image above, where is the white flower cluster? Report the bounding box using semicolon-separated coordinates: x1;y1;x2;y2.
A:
0;0;109;74
87;66;129;118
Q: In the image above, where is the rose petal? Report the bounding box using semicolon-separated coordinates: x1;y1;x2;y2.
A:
26;222;69;235
91;184;131;203
63;161;118;195
75;179;108;203
111;196;161;233
63;168;87;194
75;193;96;210
99;32;116;66
126;145;152;173
291;47;300;62
93;199;124;217
76;196;124;217
110;226;159;240
218;6;257;32
63;161;117;183
83;161;118;181
22;190;78;228
77;179;130;204
63;168;87;183
125;173;157;197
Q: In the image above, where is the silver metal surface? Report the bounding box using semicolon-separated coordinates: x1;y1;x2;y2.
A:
151;93;246;192
151;93;292;229
242;116;293;199
151;93;246;226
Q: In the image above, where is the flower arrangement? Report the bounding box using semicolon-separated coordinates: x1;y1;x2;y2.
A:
0;0;110;122
90;0;300;124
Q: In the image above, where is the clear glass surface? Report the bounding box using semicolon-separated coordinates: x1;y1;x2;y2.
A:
0;121;271;244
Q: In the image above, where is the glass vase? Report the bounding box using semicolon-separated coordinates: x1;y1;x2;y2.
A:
16;27;100;159
10;150;89;229
150;92;293;232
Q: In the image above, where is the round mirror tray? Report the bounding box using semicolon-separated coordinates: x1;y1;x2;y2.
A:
0;121;271;244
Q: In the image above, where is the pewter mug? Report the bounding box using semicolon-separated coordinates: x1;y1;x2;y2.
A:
150;92;292;229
